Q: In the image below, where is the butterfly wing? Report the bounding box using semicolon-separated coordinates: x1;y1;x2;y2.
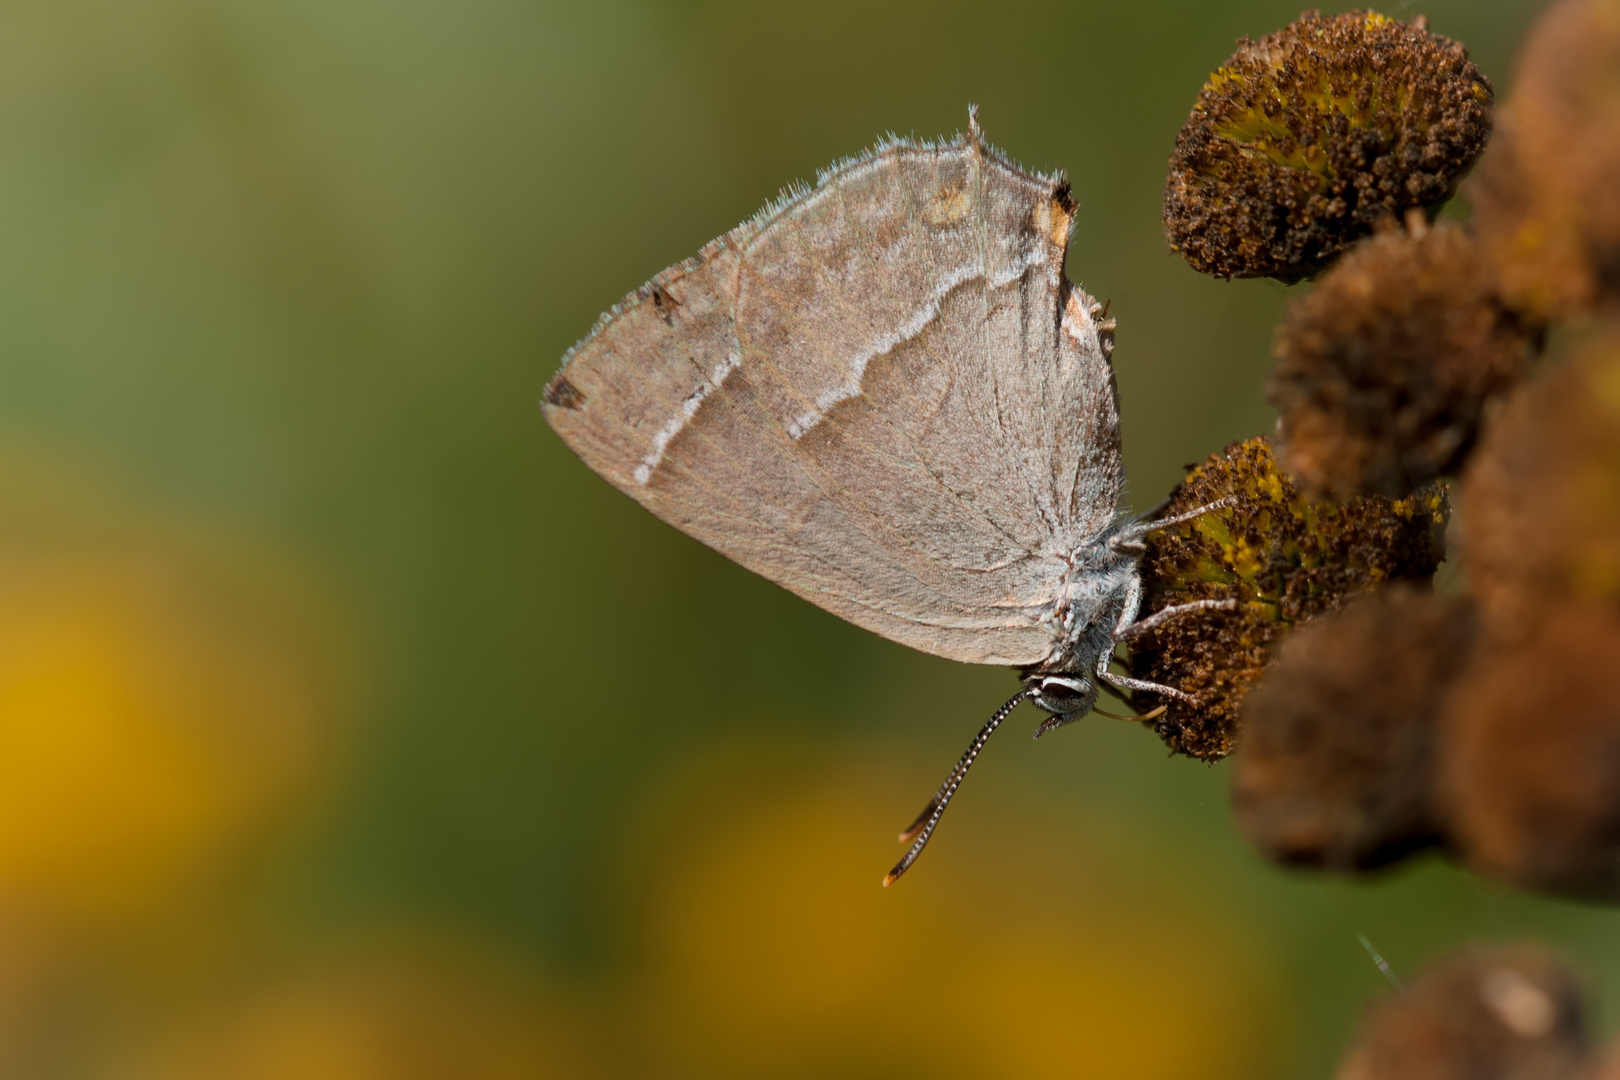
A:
544;121;1123;668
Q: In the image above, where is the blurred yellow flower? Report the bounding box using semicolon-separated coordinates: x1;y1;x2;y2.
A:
619;751;1279;1080
0;449;344;932
105;750;1278;1080
130;940;602;1080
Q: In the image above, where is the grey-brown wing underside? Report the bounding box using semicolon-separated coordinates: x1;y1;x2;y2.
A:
543;120;1123;668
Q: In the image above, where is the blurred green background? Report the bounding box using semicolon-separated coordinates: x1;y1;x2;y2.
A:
0;0;1610;1076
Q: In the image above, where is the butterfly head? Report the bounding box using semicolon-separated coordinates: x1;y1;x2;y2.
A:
1024;672;1099;721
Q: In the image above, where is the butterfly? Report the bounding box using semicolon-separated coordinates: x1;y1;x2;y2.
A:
543;110;1229;884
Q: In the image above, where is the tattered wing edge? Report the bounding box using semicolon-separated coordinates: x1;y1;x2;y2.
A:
542;106;1075;402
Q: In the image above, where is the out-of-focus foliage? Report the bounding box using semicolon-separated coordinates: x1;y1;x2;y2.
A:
0;1;1608;1078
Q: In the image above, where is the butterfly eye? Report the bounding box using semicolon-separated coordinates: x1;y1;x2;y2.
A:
1037;676;1090;706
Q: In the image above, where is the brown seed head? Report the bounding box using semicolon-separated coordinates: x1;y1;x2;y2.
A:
1126;436;1448;759
1440;607;1620;900
1336;944;1590;1080
1468;0;1620;320
1232;585;1471;871
1443;323;1620;899
1165;9;1492;282
1461;326;1620;643
1270;218;1540;498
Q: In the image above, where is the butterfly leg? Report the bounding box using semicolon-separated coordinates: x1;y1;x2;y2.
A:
1115;598;1238;642
1108;496;1237;553
1096;665;1200;704
1095;579;1234;705
1098;579;1190;703
1142;495;1237;532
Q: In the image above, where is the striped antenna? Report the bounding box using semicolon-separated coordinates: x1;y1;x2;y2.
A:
883;690;1033;887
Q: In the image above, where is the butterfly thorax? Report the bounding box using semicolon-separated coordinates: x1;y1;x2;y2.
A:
1020;529;1144;719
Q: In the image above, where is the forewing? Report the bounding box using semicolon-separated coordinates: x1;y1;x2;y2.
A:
543;123;1124;667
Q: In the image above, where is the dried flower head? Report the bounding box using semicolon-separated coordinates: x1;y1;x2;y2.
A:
1270;218;1540;498
1165;9;1492;282
1125;436;1447;759
1232;586;1471;870
1462;327;1620;642
1441;325;1620;900
1440;607;1620;900
1336;944;1590;1080
1468;0;1620;320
